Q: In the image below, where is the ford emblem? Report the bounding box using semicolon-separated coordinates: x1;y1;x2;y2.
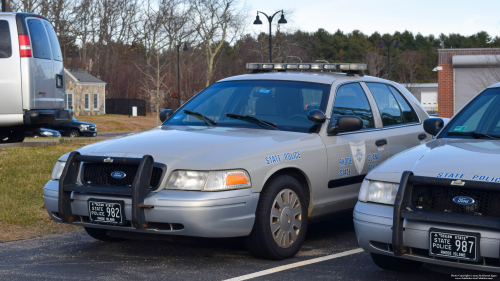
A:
111;171;126;179
452;196;475;205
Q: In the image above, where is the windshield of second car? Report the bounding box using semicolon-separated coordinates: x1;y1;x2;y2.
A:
441;88;500;139
165;80;330;133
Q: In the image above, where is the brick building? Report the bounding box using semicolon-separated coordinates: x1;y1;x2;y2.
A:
64;69;107;116
437;48;500;117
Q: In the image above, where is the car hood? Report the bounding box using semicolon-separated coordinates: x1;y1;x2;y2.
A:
367;138;500;183
70;126;318;166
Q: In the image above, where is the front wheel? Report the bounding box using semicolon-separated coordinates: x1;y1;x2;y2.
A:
68;130;79;138
245;175;308;260
370;253;423;272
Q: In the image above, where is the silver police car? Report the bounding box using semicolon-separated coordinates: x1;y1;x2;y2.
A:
44;62;430;260
355;82;500;272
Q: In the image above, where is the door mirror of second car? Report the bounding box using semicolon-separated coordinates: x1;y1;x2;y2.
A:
307;109;326;123
423;117;444;136
327;115;363;135
160;109;174;123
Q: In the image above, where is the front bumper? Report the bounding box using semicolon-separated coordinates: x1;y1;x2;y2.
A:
43;179;259;238
80;129;97;137
24;109;72;125
354;201;500;273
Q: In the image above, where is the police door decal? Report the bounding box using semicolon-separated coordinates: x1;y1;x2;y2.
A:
349;140;366;174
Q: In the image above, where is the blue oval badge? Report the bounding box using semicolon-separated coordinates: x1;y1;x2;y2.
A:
111;171;126;179
452;196;475;205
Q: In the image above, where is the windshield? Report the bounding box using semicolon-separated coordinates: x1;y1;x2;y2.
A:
165;80;330;133
441;87;500;139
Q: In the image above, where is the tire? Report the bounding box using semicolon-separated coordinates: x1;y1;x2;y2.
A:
68;130;79;138
245;175;308;260
1;131;25;143
84;227;124;242
370;253;423;272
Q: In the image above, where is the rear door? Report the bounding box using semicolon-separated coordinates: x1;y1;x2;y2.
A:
27;18;55;109
0;17;23;116
43;20;65;109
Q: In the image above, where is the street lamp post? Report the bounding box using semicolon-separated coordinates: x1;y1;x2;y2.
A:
177;42;189;109
377;38;401;78
253;10;287;63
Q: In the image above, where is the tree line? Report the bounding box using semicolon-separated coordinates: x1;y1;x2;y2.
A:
6;0;500;117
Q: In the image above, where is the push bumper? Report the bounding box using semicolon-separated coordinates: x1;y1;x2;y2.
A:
354;201;500;273
24;109;72;125
44;177;259;238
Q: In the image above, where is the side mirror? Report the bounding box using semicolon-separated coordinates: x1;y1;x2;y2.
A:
327;115;363;135
423;118;444;136
307;109;326;123
160;109;174;123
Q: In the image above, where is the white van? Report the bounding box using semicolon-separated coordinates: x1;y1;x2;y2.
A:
0;12;72;143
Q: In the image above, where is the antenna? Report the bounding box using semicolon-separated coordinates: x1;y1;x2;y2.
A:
1;0;5;12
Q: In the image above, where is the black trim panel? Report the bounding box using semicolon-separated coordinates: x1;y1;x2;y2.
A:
328;174;366;189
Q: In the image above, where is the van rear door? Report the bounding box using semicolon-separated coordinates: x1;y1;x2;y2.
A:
0;17;23;117
26;18;56;109
43;20;65;109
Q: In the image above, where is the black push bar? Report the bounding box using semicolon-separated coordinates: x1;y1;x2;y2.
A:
58;151;155;230
392;171;500;256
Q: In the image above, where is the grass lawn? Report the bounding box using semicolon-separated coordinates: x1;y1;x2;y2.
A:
77;113;160;132
0;138;104;242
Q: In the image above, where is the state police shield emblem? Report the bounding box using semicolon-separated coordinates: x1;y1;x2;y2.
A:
349;140;366;174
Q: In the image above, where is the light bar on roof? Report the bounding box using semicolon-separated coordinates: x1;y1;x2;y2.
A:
245;62;367;72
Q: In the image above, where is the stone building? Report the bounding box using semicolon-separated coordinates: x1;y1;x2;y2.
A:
437;48;500;117
64;69;107;116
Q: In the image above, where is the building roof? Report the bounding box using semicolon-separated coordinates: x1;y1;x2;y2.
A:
64;69;106;84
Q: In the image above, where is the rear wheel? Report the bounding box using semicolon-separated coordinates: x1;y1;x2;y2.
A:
245;175;308;260
370;253;423;272
0;131;25;143
84;227;124;242
68;130;79;138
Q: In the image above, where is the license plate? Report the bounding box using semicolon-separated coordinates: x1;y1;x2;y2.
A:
429;228;480;261
88;199;125;225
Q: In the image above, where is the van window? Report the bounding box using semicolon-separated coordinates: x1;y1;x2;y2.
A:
43;21;62;61
0;20;12;58
27;19;52;60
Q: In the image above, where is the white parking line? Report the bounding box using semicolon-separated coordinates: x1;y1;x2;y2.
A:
223;248;364;281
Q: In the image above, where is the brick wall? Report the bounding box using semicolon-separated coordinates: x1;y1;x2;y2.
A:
438;48;500;118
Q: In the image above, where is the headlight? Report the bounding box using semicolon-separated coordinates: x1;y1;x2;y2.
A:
204;170;251;191
41;131;53;136
51;161;66;180
80;125;89;130
166;170;251;191
358;180;399;205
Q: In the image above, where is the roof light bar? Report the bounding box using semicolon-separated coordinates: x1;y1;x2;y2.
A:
246;62;367;72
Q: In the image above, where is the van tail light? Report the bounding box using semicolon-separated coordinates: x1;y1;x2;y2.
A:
19;35;32;57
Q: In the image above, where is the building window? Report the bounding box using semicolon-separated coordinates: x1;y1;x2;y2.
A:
85;94;89;110
67;93;73;110
93;93;98;109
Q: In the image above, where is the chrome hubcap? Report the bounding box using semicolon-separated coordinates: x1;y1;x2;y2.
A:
270;189;302;248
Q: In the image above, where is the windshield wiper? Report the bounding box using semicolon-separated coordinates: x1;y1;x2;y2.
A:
183;110;216;126
447;131;500;140
225;113;277;130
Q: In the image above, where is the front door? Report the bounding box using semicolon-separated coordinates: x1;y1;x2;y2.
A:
321;82;389;213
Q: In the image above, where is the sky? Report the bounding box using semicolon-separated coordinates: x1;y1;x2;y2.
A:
245;0;500;37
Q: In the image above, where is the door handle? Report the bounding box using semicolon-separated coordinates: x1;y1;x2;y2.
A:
375;139;387;146
418;133;427;140
36;92;46;95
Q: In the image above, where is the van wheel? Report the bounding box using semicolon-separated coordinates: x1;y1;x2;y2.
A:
370;253;423;272
68;130;79;138
84;227;124;242
245;175;308;260
1;131;25;143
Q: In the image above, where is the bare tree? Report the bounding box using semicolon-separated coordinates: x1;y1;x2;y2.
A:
364;50;385;77
470;55;500;92
396;51;422;94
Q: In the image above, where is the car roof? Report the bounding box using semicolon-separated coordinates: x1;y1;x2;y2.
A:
218;71;393;85
487;82;500;89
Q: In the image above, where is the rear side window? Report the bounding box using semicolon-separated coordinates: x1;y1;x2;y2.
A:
43;21;62;61
27;19;52;60
0;20;12;58
388;85;419;123
366;83;404;126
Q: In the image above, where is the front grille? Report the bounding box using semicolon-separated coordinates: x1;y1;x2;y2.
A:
82;163;164;189
410;185;500;218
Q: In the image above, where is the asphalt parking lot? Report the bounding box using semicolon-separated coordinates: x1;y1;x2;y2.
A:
0;212;475;280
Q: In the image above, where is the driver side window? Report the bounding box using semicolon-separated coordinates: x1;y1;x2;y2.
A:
333;83;375;129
